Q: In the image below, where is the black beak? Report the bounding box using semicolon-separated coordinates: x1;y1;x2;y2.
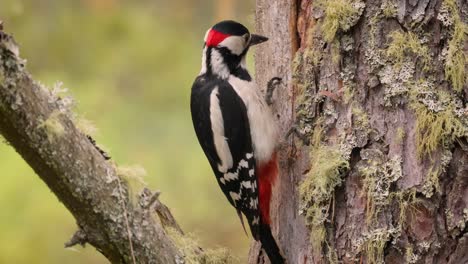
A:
249;34;268;46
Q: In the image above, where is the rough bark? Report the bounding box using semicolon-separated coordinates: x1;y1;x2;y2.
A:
0;30;183;264
254;0;467;263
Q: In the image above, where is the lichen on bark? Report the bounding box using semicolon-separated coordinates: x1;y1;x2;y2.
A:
280;0;468;262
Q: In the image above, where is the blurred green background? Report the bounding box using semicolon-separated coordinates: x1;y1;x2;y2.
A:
0;0;256;263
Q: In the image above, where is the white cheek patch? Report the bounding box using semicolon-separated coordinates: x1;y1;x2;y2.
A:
219;36;246;55
210;49;230;79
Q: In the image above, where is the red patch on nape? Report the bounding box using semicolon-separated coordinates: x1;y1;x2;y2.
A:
257;152;279;225
206;29;230;47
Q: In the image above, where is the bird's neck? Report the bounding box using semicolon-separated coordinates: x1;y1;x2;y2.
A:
200;46;252;81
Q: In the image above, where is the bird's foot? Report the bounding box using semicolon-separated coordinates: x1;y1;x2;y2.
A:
265;77;282;106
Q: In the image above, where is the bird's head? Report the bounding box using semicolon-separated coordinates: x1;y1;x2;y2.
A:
200;20;268;79
204;20;268;55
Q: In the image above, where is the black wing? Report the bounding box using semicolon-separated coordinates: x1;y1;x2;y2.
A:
190;75;260;239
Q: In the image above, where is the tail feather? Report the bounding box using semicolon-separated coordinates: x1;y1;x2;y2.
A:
259;224;285;264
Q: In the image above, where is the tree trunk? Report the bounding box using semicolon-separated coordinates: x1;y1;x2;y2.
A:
253;0;467;263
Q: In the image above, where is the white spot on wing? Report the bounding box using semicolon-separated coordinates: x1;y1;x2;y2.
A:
239;159;248;168
252;216;260;225
210;87;233;173
219;178;225;185
224;172;238;181
230;192;241;203
250;198;258;209
246;153;253;159
242;181;252;189
249;169;255;177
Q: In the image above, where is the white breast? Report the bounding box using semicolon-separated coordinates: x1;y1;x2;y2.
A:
228;76;279;163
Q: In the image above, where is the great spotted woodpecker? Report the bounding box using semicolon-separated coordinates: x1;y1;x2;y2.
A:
190;20;284;263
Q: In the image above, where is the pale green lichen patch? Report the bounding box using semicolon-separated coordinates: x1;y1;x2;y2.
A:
167;228;238;264
317;0;365;42
390;189;419;228
349;105;371;149
422;166;440;198
341;53;357;104
370;26;432;107
356;227;399;264
405;245;420;264
446;208;468;233
0;67;4;85
352;106;370;131
422;149;452;198
408;81;466;197
300;138;349;252
44;82;97;136
378;30;431;106
48;81;76;112
293;53;321;140
378;61;415;106
302;24;324;69
75;116;98;136
356;165;416;262
116;164;147;204
37;110;65;142
439;0;467;92
410;85;467;158
385;31;431;71
395;127;405;144
358;150;402;224
365;13;384;71
381;1;397;18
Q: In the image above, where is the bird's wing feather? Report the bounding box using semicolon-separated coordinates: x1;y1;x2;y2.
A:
190;76;260;239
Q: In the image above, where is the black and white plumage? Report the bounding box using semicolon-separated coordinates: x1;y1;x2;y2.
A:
190;21;284;263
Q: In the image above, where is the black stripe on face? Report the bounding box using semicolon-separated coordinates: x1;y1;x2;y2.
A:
205;46;212;75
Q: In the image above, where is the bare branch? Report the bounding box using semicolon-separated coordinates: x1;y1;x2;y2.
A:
0;29;182;264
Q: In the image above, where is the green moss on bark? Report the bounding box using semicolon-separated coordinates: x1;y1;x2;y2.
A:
357;228;399;264
37;110;65;142
317;0;365;42
439;0;467;92
300;124;349;253
411;97;466;159
386;31;431;71
166;228;237;264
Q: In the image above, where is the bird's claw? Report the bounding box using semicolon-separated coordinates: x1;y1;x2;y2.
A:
265;77;283;106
